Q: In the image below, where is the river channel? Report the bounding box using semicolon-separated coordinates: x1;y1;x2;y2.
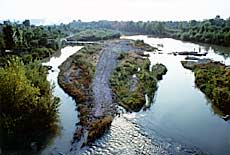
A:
42;36;230;155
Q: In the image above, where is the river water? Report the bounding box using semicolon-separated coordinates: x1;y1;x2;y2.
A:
41;46;82;155
41;36;230;155
82;36;230;155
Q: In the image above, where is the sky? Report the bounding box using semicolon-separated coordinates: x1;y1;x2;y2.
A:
0;0;229;24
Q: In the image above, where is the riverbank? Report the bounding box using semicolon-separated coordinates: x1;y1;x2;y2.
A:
181;59;230;115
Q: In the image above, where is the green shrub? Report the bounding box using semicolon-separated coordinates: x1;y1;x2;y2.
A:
194;63;230;114
0;58;59;147
110;52;167;111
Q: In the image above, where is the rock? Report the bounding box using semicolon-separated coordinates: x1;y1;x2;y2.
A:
181;61;197;70
176;51;208;56
181;58;213;70
45;65;52;70
157;44;163;47
138;51;150;57
30;142;38;151
185;56;200;60
222;115;230;121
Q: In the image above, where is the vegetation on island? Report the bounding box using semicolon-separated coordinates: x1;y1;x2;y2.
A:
67;29;120;41
58;44;113;144
181;60;230;114
58;45;102;103
110;52;167;112
0;58;60;148
194;63;230;114
132;40;159;52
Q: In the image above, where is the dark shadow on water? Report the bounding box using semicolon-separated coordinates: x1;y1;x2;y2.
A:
1;123;61;155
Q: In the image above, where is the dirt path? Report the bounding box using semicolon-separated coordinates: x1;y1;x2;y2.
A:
92;40;140;118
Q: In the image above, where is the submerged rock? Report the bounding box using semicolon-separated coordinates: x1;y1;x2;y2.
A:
181;58;212;70
174;51;208;56
185;56;200;60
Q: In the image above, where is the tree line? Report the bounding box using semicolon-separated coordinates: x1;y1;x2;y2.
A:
63;16;230;46
0;20;67;60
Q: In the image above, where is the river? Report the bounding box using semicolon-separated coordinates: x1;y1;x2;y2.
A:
82;36;230;155
41;46;82;155
42;36;230;155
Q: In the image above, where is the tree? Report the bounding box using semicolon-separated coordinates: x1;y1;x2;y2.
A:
0;34;5;50
22;20;30;27
0;58;59;137
3;25;15;49
156;22;165;35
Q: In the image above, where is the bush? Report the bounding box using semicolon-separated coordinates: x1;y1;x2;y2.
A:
31;48;54;60
0;58;59;147
110;52;167;112
194;63;230;114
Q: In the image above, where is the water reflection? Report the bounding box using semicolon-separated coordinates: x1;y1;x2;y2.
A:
41;46;82;155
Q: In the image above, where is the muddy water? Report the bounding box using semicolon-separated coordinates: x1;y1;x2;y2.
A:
82;36;230;155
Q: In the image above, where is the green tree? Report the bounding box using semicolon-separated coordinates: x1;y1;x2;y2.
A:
22;20;30;27
0;34;5;50
0;58;59;138
3;25;15;49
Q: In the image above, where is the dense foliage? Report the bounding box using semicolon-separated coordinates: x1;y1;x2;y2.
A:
67;29;120;41
66;20;168;36
64;16;230;46
194;62;230;114
110;52;167;111
0;58;60;147
174;16;230;46
0;20;64;60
